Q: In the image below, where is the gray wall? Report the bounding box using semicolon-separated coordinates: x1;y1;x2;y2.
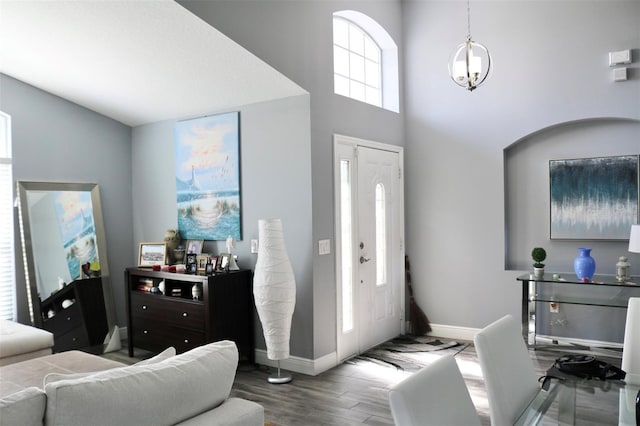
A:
179;0;405;359
131;95;313;358
4;0;639;361
402;0;640;330
506;118;640;272
181;0;640;353
1;74;133;325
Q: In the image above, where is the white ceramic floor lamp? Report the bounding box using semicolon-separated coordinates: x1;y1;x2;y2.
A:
253;219;296;384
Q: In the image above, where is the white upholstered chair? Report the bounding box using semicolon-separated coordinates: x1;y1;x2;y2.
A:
622;297;640;385
474;314;540;426
388;354;481;426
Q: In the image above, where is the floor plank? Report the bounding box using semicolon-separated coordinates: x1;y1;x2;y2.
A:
108;339;622;426
231;341;622;426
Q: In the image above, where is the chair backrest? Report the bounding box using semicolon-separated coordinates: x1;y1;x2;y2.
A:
474;314;540;426
388;354;481;426
622;297;640;385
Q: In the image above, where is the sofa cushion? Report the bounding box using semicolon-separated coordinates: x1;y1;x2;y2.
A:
131;346;176;366
177;398;264;426
42;346;176;386
0;386;46;426
0;319;53;366
0;350;124;398
44;340;239;426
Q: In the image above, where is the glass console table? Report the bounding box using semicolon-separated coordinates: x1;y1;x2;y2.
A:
516;273;640;348
515;378;639;426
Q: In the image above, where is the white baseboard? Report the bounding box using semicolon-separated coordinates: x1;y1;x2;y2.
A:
427;323;480;342
120;322;479;375
252;324;482;376
534;335;623;350
254;349;337;376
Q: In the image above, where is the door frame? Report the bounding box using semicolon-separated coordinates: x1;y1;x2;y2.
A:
333;134;406;362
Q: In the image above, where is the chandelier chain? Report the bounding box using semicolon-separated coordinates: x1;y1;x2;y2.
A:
467;0;472;40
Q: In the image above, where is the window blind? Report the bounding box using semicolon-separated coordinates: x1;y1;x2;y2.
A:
0;112;16;320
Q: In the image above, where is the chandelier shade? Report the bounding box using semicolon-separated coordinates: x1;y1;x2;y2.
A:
448;1;492;91
448;38;492;91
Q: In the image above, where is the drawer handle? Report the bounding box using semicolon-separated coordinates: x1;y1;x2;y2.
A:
66;316;72;321
143;330;148;334
182;312;188;317
184;339;189;343
72;337;77;342
142;305;147;310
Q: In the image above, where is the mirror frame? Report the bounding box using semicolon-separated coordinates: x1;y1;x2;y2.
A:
16;181;117;334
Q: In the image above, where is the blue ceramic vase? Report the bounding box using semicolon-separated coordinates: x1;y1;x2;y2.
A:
574;247;596;281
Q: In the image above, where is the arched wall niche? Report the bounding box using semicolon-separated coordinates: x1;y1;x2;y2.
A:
504;117;640;274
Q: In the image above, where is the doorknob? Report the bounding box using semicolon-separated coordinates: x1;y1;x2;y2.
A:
360;256;371;264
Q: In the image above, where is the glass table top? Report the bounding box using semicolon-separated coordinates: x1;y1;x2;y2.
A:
515;378;639;426
517;273;640;287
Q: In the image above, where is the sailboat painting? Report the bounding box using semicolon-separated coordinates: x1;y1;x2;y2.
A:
52;190;98;280
175;112;241;241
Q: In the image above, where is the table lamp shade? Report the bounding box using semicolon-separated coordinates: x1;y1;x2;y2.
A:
253;219;296;361
622;297;640;385
629;225;640;253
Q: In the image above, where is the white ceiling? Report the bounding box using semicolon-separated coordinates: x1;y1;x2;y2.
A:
0;0;307;127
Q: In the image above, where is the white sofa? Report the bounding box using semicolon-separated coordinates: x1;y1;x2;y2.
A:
0;340;264;426
0;319;54;366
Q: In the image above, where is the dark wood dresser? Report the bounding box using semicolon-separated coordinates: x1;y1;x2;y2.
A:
40;277;108;353
125;268;254;363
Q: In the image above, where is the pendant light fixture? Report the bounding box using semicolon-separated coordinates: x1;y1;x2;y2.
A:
448;0;492;91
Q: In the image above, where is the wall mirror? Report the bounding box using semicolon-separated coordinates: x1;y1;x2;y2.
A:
17;181;119;353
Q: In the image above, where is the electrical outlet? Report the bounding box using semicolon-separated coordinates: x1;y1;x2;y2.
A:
549;302;559;313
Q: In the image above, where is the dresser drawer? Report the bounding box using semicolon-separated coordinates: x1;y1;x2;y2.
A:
53;325;90;352
130;292;204;328
43;303;83;336
132;322;205;354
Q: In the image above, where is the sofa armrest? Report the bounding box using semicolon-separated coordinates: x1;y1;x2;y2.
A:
177;398;264;426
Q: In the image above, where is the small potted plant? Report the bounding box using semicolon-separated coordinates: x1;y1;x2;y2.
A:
531;247;546;279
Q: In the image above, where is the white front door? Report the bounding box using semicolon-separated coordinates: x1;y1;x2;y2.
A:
334;135;404;362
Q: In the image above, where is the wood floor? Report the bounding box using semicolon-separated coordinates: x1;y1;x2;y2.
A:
231;343;555;426
231;343;627;426
108;340;622;426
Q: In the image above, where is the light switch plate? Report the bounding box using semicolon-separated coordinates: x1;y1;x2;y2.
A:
609;49;631;66
318;239;331;255
251;239;259;254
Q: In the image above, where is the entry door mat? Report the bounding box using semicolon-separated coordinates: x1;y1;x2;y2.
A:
346;335;468;372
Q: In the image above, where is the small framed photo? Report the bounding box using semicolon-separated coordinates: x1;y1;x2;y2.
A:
196;254;210;272
186;239;204;254
186;253;197;273
209;256;219;272
205;261;214;275
218;253;230;270
138;242;167;267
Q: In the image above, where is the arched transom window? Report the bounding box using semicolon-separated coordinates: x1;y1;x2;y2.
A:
333;17;382;107
333;11;399;113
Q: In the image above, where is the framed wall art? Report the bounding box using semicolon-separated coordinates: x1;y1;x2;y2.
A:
175;111;242;241
550;155;639;240
138;242;167;267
